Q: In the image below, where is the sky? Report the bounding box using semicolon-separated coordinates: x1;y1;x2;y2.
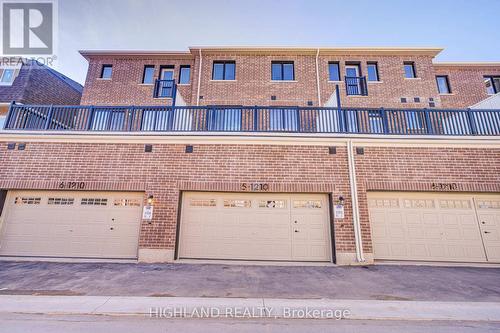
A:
54;0;500;84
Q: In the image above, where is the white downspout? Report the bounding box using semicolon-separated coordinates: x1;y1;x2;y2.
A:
347;140;365;262
315;48;321;106
196;49;203;106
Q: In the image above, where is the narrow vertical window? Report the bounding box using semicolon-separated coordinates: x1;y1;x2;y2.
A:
100;65;113;79
142;65;154;84
404;62;416;78
179;65;191;84
436;75;451;94
367;62;379;81
484;76;500;94
328;62;340;81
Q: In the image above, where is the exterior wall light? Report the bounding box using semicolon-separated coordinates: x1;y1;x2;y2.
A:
147;195;154;206
338;196;345;206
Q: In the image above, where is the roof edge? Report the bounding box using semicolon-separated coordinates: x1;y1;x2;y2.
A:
433;61;500;67
79;46;444;58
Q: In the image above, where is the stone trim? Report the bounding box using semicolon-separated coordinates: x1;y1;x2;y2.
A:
365;181;500;193
0;180;147;192
178;181;335;193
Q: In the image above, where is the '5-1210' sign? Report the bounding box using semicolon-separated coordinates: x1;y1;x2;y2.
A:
241;183;269;192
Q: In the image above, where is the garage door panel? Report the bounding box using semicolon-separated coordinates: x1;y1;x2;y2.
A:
369;192;497;263
179;192;330;262
0;190;142;259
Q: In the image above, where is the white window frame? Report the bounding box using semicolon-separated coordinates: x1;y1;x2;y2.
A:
0;68;17;86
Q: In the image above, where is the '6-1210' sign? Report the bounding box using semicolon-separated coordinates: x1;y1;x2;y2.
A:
58;181;86;190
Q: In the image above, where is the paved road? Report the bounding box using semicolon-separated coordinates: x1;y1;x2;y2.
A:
1;261;500;301
1;313;499;333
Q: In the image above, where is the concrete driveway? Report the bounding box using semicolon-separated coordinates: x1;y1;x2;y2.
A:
0;261;499;301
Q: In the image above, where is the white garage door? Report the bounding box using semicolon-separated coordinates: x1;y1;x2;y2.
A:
179;192;331;262
368;192;500;263
0;190;143;259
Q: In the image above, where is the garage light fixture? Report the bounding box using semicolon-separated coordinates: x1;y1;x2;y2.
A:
337;196;345;206
147;195;154;206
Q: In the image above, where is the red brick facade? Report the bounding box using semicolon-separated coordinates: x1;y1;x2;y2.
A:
1;47;499;265
0;138;498;263
80;48;500;109
434;64;500;108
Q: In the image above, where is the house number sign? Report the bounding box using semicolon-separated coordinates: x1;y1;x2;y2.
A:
431;183;458;191
58;181;86;190
241;183;269;192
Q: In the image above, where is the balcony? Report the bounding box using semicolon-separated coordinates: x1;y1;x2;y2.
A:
345;76;368;96
3;103;500;136
153;79;176;98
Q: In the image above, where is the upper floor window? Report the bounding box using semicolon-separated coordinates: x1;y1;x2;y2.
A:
484;76;500;95
367;62;379;81
272;61;294;81
0;68;16;85
212;61;235;80
404;62;416;78
100;65;112;79
142;65;155;84
436;75;451;94
179;65;191;84
328;62;340;81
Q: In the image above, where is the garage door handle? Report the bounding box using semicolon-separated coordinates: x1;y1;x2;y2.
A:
110;227;114;231
294;230;299;233
484;231;491;234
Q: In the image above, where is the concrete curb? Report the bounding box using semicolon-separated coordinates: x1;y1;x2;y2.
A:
0;295;499;321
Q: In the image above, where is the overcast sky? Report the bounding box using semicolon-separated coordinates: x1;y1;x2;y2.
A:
57;0;500;84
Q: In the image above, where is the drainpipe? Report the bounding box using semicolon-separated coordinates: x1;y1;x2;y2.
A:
347;140;365;263
315;48;321;106
196;49;203;106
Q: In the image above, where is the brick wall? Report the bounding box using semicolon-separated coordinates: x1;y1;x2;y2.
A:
318;55;441;108
355;146;500;252
81;56;195;105
435;65;500;108
1;139;498;259
81;49;500;109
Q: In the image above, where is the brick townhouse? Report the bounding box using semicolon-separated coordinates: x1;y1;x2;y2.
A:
0;47;499;266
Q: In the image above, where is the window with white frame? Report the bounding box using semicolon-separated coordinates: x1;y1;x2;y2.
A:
0;68;17;85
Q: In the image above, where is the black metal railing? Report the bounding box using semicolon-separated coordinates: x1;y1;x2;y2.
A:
345;76;368;96
153;79;176;98
3;103;500;136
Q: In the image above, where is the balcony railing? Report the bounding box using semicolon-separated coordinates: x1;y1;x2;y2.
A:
345;76;368;96
3;103;500;136
153;79;176;98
